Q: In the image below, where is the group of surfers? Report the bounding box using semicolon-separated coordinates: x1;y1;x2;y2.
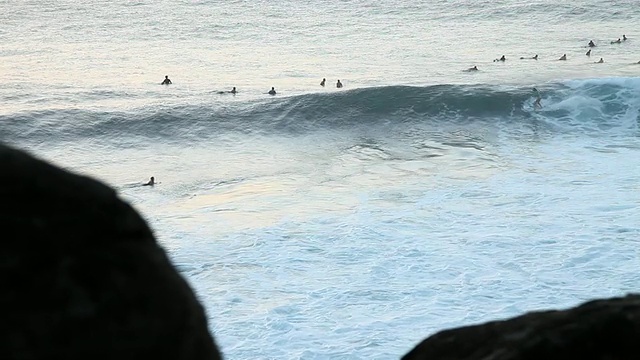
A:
160;76;344;95
465;35;635;72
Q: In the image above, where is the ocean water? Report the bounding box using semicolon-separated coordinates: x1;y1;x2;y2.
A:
2;0;640;358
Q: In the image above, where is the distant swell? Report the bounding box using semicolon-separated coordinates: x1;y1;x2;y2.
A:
2;77;639;145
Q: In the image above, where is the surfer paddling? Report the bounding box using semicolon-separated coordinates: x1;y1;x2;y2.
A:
217;87;237;94
143;177;155;186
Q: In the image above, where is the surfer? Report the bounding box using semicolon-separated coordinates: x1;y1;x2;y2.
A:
494;55;506;62
336;80;343;88
320;78;326;87
533;88;542;109
558;54;567;60
217;87;237;94
623;35;627;41
611;38;621;44
586;49;592;56
465;65;479;72
588;40;596;47
268;87;276;95
595;58;604;63
143;177;155;186
520;55;538;60
161;76;172;85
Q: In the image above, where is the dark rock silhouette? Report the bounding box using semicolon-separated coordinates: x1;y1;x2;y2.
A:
403;294;640;360
0;144;222;360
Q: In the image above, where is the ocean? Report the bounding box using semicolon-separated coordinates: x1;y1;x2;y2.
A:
2;0;640;358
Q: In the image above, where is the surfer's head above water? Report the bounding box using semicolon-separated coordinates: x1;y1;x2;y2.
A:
144;176;155;186
268;87;276;95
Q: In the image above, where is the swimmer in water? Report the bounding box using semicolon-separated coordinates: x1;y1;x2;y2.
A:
533;88;542;109
161;76;172;85
611;38;621;44
623;35;627;41
586;49;592;56
320;78;326;87
268;87;276;95
588;40;596;47
143;177;155;186
558;54;567;60
336;80;343;88
596;58;604;63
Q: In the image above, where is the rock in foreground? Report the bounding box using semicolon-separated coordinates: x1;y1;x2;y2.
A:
403;294;640;360
0;144;222;360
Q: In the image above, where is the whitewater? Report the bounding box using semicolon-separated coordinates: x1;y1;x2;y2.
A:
2;0;640;358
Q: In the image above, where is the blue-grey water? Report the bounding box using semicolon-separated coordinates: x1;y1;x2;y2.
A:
2;1;640;358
